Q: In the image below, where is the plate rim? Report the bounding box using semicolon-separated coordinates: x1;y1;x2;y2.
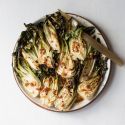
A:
12;13;111;112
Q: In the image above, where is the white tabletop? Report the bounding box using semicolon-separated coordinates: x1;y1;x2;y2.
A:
0;0;125;125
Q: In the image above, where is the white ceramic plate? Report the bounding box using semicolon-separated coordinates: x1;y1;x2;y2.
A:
12;13;111;112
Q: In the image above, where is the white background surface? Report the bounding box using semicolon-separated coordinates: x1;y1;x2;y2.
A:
0;0;125;125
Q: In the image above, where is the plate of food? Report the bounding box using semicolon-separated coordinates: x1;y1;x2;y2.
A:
12;10;111;112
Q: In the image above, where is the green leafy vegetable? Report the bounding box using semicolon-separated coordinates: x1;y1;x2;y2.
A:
14;54;41;97
43;18;60;53
56;40;76;78
40;75;59;107
69;28;87;61
54;78;76;111
12;10;108;111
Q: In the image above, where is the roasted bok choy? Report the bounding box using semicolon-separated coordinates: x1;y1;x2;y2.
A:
12;10;108;111
13;54;41;97
43;17;60;53
69;28;87;61
54;78;77;111
56;41;76;78
40;75;59;107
